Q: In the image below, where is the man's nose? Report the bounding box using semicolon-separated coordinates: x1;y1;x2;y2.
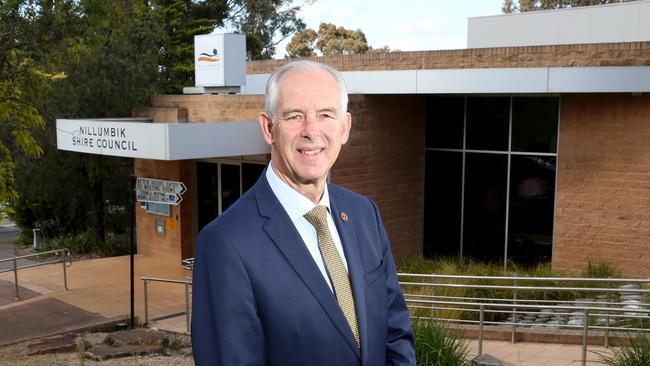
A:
301;114;320;138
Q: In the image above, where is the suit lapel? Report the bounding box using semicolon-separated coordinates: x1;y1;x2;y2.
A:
330;187;368;365
254;176;361;359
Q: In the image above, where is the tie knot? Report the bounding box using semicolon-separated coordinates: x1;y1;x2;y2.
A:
304;205;329;231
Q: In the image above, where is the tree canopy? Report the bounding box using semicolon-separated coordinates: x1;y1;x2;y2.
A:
502;0;639;13
4;0;310;246
286;22;371;57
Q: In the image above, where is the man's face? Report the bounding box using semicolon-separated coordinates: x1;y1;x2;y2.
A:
259;68;351;193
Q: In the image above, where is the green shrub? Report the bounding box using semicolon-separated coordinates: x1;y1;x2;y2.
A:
412;318;469;366
597;333;650;366
38;228;129;257
40;229;94;254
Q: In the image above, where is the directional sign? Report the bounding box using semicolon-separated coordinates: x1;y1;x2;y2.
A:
136;177;186;205
136;178;187;195
136;190;183;205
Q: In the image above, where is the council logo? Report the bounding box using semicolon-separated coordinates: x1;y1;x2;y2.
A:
198;48;220;62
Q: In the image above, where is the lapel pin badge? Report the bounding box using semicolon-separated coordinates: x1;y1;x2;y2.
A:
340;212;349;222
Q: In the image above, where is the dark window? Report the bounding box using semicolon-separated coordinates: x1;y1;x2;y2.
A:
507;155;555;265
242;163;265;193
511;97;559;153
463;153;508;263
423;150;463;257
466;97;510;151
220;164;241;213
197;162;219;231
425;96;465;149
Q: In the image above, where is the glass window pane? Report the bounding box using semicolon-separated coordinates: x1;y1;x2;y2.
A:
463;153;507;262
220;164;241;213
242;163;265;193
423;151;463;257
466;97;510;151
425;96;465;149
197;162;219;231
507;155;555;265
511;97;559;153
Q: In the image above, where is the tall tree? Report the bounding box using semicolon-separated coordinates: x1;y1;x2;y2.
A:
153;0;229;93
503;0;639;13
0;0;72;205
11;0;161;246
225;0;308;60
286;22;370;57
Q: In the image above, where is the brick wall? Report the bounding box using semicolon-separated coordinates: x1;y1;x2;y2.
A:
247;42;650;74
554;94;650;277
333;95;425;258
134;159;193;263
151;94;263;122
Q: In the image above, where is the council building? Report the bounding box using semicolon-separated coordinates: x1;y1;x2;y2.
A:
57;1;650;277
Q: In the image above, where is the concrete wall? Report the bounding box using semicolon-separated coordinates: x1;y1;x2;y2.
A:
554;93;650;277
468;1;650;49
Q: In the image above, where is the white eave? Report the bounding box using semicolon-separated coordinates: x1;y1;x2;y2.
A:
242;66;650;95
56;119;269;160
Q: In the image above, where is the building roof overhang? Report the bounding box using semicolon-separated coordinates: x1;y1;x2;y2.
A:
56;118;269;160
242;66;650;95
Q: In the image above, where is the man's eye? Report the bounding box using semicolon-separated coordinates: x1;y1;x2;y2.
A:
286;115;303;121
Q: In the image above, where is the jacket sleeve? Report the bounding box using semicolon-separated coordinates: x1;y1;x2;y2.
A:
191;227;266;366
370;199;416;365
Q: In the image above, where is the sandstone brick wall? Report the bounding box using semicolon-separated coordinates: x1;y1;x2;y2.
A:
554;93;650;277
247;42;650;74
333;95;425;258
134;159;193;263
151;94;264;122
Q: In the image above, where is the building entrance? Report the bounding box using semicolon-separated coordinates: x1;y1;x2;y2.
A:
197;161;265;232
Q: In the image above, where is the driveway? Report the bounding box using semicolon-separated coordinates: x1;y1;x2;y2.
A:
0;221;38;271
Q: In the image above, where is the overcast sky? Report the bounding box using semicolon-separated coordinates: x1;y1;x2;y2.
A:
274;0;505;58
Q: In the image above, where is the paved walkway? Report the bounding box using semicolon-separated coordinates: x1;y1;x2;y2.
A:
0;254;618;365
467;339;613;365
0;254;190;330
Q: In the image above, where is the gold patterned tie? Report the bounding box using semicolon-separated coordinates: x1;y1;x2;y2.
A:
304;205;360;346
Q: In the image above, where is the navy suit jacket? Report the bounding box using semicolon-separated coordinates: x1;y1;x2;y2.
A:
192;173;415;365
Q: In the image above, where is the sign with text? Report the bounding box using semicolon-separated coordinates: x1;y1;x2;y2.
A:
56;119;166;159
136;178;187;195
136;178;186;205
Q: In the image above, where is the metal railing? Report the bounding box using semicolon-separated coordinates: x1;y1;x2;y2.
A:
0;248;72;300
399;273;650;366
141;276;192;332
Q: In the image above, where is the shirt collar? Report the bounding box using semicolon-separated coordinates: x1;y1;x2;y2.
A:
265;161;331;221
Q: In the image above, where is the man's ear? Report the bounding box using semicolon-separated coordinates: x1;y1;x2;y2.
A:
341;112;352;144
258;113;274;145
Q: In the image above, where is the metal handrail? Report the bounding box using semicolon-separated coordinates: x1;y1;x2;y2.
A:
0;248;71;300
399;272;650;283
141;276;192;333
399;273;650;366
400;281;650;293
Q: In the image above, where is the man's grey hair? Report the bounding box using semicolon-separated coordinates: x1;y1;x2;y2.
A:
264;60;348;121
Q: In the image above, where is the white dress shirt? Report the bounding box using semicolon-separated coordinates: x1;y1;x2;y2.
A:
265;161;349;292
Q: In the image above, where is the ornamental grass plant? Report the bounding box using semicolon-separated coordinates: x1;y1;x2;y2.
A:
596;333;650;366
412;318;469;366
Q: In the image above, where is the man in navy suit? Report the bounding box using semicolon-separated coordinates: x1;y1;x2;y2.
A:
192;60;415;365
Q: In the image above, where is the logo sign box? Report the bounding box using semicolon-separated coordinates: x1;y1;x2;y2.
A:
194;33;246;87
